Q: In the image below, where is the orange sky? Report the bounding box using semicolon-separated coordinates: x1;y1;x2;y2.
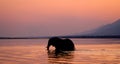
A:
0;0;120;37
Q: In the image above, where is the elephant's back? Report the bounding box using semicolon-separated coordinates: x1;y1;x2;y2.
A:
62;39;75;51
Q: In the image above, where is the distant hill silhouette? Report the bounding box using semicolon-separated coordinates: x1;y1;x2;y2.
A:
61;19;120;38
84;19;120;36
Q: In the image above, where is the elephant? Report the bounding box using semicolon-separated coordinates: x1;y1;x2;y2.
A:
47;37;75;55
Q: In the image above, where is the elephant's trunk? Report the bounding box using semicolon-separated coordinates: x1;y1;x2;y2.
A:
47;39;52;50
47;43;51;50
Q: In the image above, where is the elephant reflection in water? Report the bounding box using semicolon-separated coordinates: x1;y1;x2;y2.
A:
47;37;75;55
47;50;74;64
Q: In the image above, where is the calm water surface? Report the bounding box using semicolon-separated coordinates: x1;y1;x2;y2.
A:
0;39;120;64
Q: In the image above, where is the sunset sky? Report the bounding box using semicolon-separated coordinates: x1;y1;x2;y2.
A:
0;0;120;37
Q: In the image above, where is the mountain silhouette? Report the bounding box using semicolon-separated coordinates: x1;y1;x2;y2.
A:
59;19;120;38
82;19;120;36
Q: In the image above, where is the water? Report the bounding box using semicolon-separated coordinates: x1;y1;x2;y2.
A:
0;39;120;64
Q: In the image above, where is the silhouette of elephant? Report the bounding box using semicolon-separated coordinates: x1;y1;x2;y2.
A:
47;37;75;54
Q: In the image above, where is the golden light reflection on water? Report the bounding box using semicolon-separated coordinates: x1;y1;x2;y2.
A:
0;39;120;64
74;44;120;64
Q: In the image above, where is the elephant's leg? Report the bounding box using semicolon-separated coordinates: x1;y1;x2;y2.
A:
55;47;63;56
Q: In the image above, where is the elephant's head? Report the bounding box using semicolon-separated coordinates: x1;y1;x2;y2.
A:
47;37;61;51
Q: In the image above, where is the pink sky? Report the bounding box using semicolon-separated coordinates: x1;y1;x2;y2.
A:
0;0;120;37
